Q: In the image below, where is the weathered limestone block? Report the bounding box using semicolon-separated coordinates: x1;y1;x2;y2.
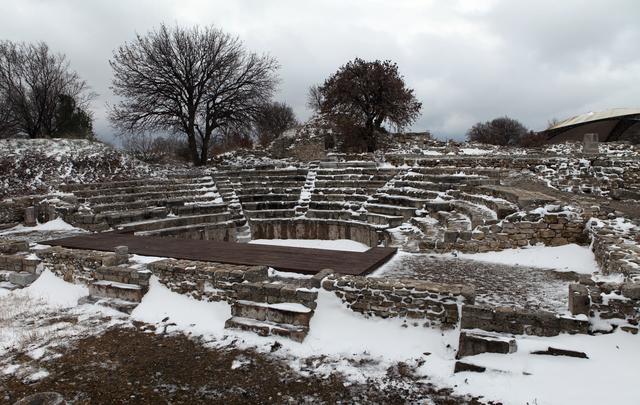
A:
621;283;640;300
568;283;590;316
24;206;37;226
9;271;39;287
460;305;589;336
454;361;486;373
456;331;517;359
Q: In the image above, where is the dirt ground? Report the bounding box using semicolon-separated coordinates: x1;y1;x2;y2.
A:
1;326;493;405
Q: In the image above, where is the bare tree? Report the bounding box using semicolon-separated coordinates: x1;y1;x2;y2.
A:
306;84;323;113
109;24;279;166
254;101;298;146
0;40;93;138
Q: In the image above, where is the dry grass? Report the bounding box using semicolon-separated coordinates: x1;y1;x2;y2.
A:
0;293;58;352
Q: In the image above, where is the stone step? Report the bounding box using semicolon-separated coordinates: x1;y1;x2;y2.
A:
234;282;318;309
393;180;446;192
379;187;440;200
237;187;303;196
81;188;218;205
117;212;232;232
61;177;213;192
310;191;371;201
94;266;151;286
235;181;306;188
411;166;507;178
224;316;309;342
89;280;144;302
456;192;518;219
231;300;314;327
450;200;497;228
477;185;556;208
90;196;223;214
375;194;428;208
365;203;418;220
314;175;391;183
366;212;404;227
424;199;453;213
238;194;299;203
314;180;387;189
308;201;363;213
79;295;139;314
244;209;298;219
73;181;216;198
135;220;238;240
241;201;298;211
437;211;472;232
306;209;357;221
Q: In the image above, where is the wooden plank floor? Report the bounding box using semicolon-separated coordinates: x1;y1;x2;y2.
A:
42;233;397;275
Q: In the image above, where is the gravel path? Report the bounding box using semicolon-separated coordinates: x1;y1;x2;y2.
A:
373;253;578;312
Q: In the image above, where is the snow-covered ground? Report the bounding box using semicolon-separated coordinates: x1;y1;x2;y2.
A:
0;218;84;235
249;239;370;252
0;138;153;197
2;271;639;404
131;277;640;405
455;243;599;274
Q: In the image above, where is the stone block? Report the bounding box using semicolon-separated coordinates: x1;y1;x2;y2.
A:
114;245;128;256
568;283;590;316
454;361;486;373
443;230;459;243
310;268;334;288
9;271;39;287
456;331;517;359
24;207;37;226
621;282;640;300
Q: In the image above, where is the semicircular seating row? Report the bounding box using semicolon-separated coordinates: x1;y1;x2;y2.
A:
60;161;558;249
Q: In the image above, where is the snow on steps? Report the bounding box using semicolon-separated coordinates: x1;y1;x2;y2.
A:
87;266;151;312
224;316;309;343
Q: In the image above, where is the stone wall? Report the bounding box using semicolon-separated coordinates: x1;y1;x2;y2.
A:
249;218;386;247
460;305;589;336
35;246;123;284
431;210;588;254
569;277;640;335
321;275;475;327
149;259;318;309
149;259;268;302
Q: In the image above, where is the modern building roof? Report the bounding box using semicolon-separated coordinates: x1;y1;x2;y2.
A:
548;108;640;130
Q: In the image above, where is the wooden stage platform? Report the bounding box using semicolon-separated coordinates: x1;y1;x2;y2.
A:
42;233;397;276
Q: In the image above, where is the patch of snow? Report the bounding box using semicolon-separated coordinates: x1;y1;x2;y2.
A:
456;244;599;274
130;254;167;264
18;269;88;307
439;331;640;405
131;277;230;336
0;218;84;235
24;369;49;383
460;148;490;155
267;268;313;279
249;239;370;252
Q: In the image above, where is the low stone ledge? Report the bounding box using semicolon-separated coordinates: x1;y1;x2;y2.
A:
460;305;589;336
148;259;269;302
322;275;474;327
456;331;517;359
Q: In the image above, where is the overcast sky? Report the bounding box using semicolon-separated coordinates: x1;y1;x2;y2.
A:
1;0;639;142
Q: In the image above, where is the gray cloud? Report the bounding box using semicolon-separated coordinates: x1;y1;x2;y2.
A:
1;0;638;142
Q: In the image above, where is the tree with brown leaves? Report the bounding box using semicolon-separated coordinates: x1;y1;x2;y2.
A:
318;58;422;152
